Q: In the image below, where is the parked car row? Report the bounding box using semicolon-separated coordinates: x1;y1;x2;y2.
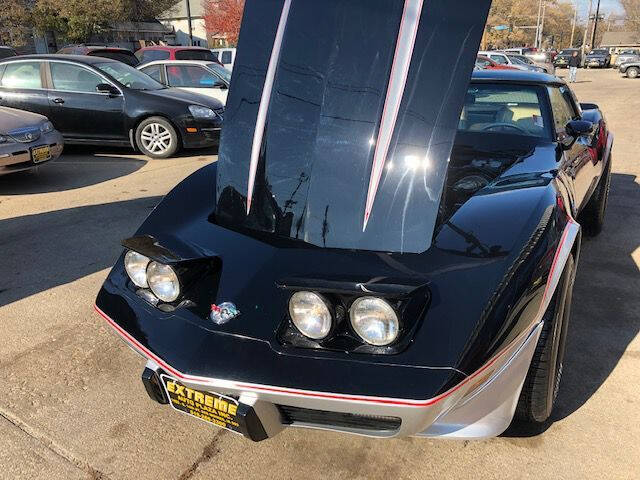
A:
478;51;554;74
0;55;224;160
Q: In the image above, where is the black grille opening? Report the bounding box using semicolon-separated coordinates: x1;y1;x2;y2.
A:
278;405;401;432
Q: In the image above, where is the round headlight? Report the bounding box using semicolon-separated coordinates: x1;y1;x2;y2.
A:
124;251;150;288
350;297;399;346
147;262;180;302
288;291;332;340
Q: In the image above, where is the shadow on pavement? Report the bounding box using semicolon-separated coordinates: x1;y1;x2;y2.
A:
504;173;640;437
0;196;162;307
0;154;147;195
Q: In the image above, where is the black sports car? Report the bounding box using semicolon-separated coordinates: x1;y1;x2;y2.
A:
96;0;613;441
0;55;224;159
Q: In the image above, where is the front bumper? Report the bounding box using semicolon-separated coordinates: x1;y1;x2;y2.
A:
97;304;542;440
0;131;64;175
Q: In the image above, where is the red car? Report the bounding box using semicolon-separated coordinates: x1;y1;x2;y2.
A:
135;46;221;65
476;55;518;71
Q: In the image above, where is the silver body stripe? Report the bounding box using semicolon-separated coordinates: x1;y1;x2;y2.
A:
363;0;425;230
246;0;293;215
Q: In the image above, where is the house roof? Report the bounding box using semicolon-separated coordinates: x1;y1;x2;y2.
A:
158;0;205;20
601;31;640;47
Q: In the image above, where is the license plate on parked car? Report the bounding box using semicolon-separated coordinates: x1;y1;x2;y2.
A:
31;146;51;163
160;375;243;433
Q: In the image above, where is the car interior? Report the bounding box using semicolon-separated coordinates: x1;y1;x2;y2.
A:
459;85;547;137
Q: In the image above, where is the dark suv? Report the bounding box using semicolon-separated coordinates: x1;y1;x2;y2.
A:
585;48;611;68
57;44;139;67
554;48;581;68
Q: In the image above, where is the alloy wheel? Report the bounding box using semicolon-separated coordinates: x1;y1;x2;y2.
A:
140;123;173;155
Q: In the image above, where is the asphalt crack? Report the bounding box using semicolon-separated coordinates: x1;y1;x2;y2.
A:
177;430;227;480
0;407;111;480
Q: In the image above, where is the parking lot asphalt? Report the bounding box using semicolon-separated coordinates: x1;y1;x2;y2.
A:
0;69;638;480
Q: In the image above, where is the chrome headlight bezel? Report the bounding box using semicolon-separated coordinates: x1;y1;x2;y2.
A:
147;261;181;303
288;291;333;340
349;297;400;346
124;250;151;288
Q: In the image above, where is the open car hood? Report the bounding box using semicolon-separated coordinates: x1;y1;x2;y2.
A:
216;0;491;253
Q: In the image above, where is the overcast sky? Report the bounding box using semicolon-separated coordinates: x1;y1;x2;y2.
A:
576;0;624;17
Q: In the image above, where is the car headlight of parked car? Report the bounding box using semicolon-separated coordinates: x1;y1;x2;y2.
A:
188;105;217;119
0;134;7;143
288;291;333;340
40;121;54;133
350;297;400;346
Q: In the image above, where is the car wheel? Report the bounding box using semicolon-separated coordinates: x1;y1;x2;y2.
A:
580;156;612;236
135;117;179;159
515;253;575;424
627;67;639;79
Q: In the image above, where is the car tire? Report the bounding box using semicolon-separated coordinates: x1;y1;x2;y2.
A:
580;156;612;237
135;117;179;159
627;67;639;79
515;253;575;424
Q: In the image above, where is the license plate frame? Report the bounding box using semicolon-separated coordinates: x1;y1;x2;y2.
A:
31;145;51;163
160;375;244;434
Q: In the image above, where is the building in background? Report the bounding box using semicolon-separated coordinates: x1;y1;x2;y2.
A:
601;31;640;50
158;1;208;47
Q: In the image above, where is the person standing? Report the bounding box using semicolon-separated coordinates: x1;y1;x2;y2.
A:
568;51;580;83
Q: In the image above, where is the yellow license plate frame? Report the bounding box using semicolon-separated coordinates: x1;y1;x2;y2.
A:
31;145;51;163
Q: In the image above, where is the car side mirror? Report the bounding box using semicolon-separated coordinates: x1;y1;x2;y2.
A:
214;81;228;90
96;83;120;96
561;120;594;149
566;120;594;137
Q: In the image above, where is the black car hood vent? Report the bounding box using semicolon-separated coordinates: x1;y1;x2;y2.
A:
215;0;491;254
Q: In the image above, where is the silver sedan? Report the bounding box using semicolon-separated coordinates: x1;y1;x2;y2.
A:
0;106;64;175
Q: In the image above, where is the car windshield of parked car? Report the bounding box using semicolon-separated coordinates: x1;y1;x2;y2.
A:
459;84;550;139
206;62;231;83
175;50;215;61
559;49;576;55
590;49;608;55
508;56;529;67
95;61;164;90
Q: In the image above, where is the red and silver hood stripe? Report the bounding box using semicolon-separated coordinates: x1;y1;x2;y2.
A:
246;0;292;215
364;0;424;230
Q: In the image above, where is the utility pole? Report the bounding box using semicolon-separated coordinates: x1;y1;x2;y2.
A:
539;3;547;49
591;0;602;48
535;0;544;48
185;0;194;46
570;1;578;48
582;0;594;58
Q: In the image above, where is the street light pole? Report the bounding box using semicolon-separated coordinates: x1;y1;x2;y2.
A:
591;0;602;48
185;0;194;46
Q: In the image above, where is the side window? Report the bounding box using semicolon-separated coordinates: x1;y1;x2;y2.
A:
490;55;507;65
477;59;490;68
166;65;219;88
548;86;577;134
50;63;103;93
0;62;42;89
221;50;232;64
140;50;170;63
140;64;163;83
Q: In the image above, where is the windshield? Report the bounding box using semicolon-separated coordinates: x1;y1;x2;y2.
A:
590;49;608;55
508;56;529;66
206;62;231;83
459;83;551;139
559;50;577;55
95;62;164;90
175;49;216;61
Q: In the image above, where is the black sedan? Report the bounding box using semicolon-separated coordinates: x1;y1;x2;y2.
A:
96;0;612;442
0;55;224;158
